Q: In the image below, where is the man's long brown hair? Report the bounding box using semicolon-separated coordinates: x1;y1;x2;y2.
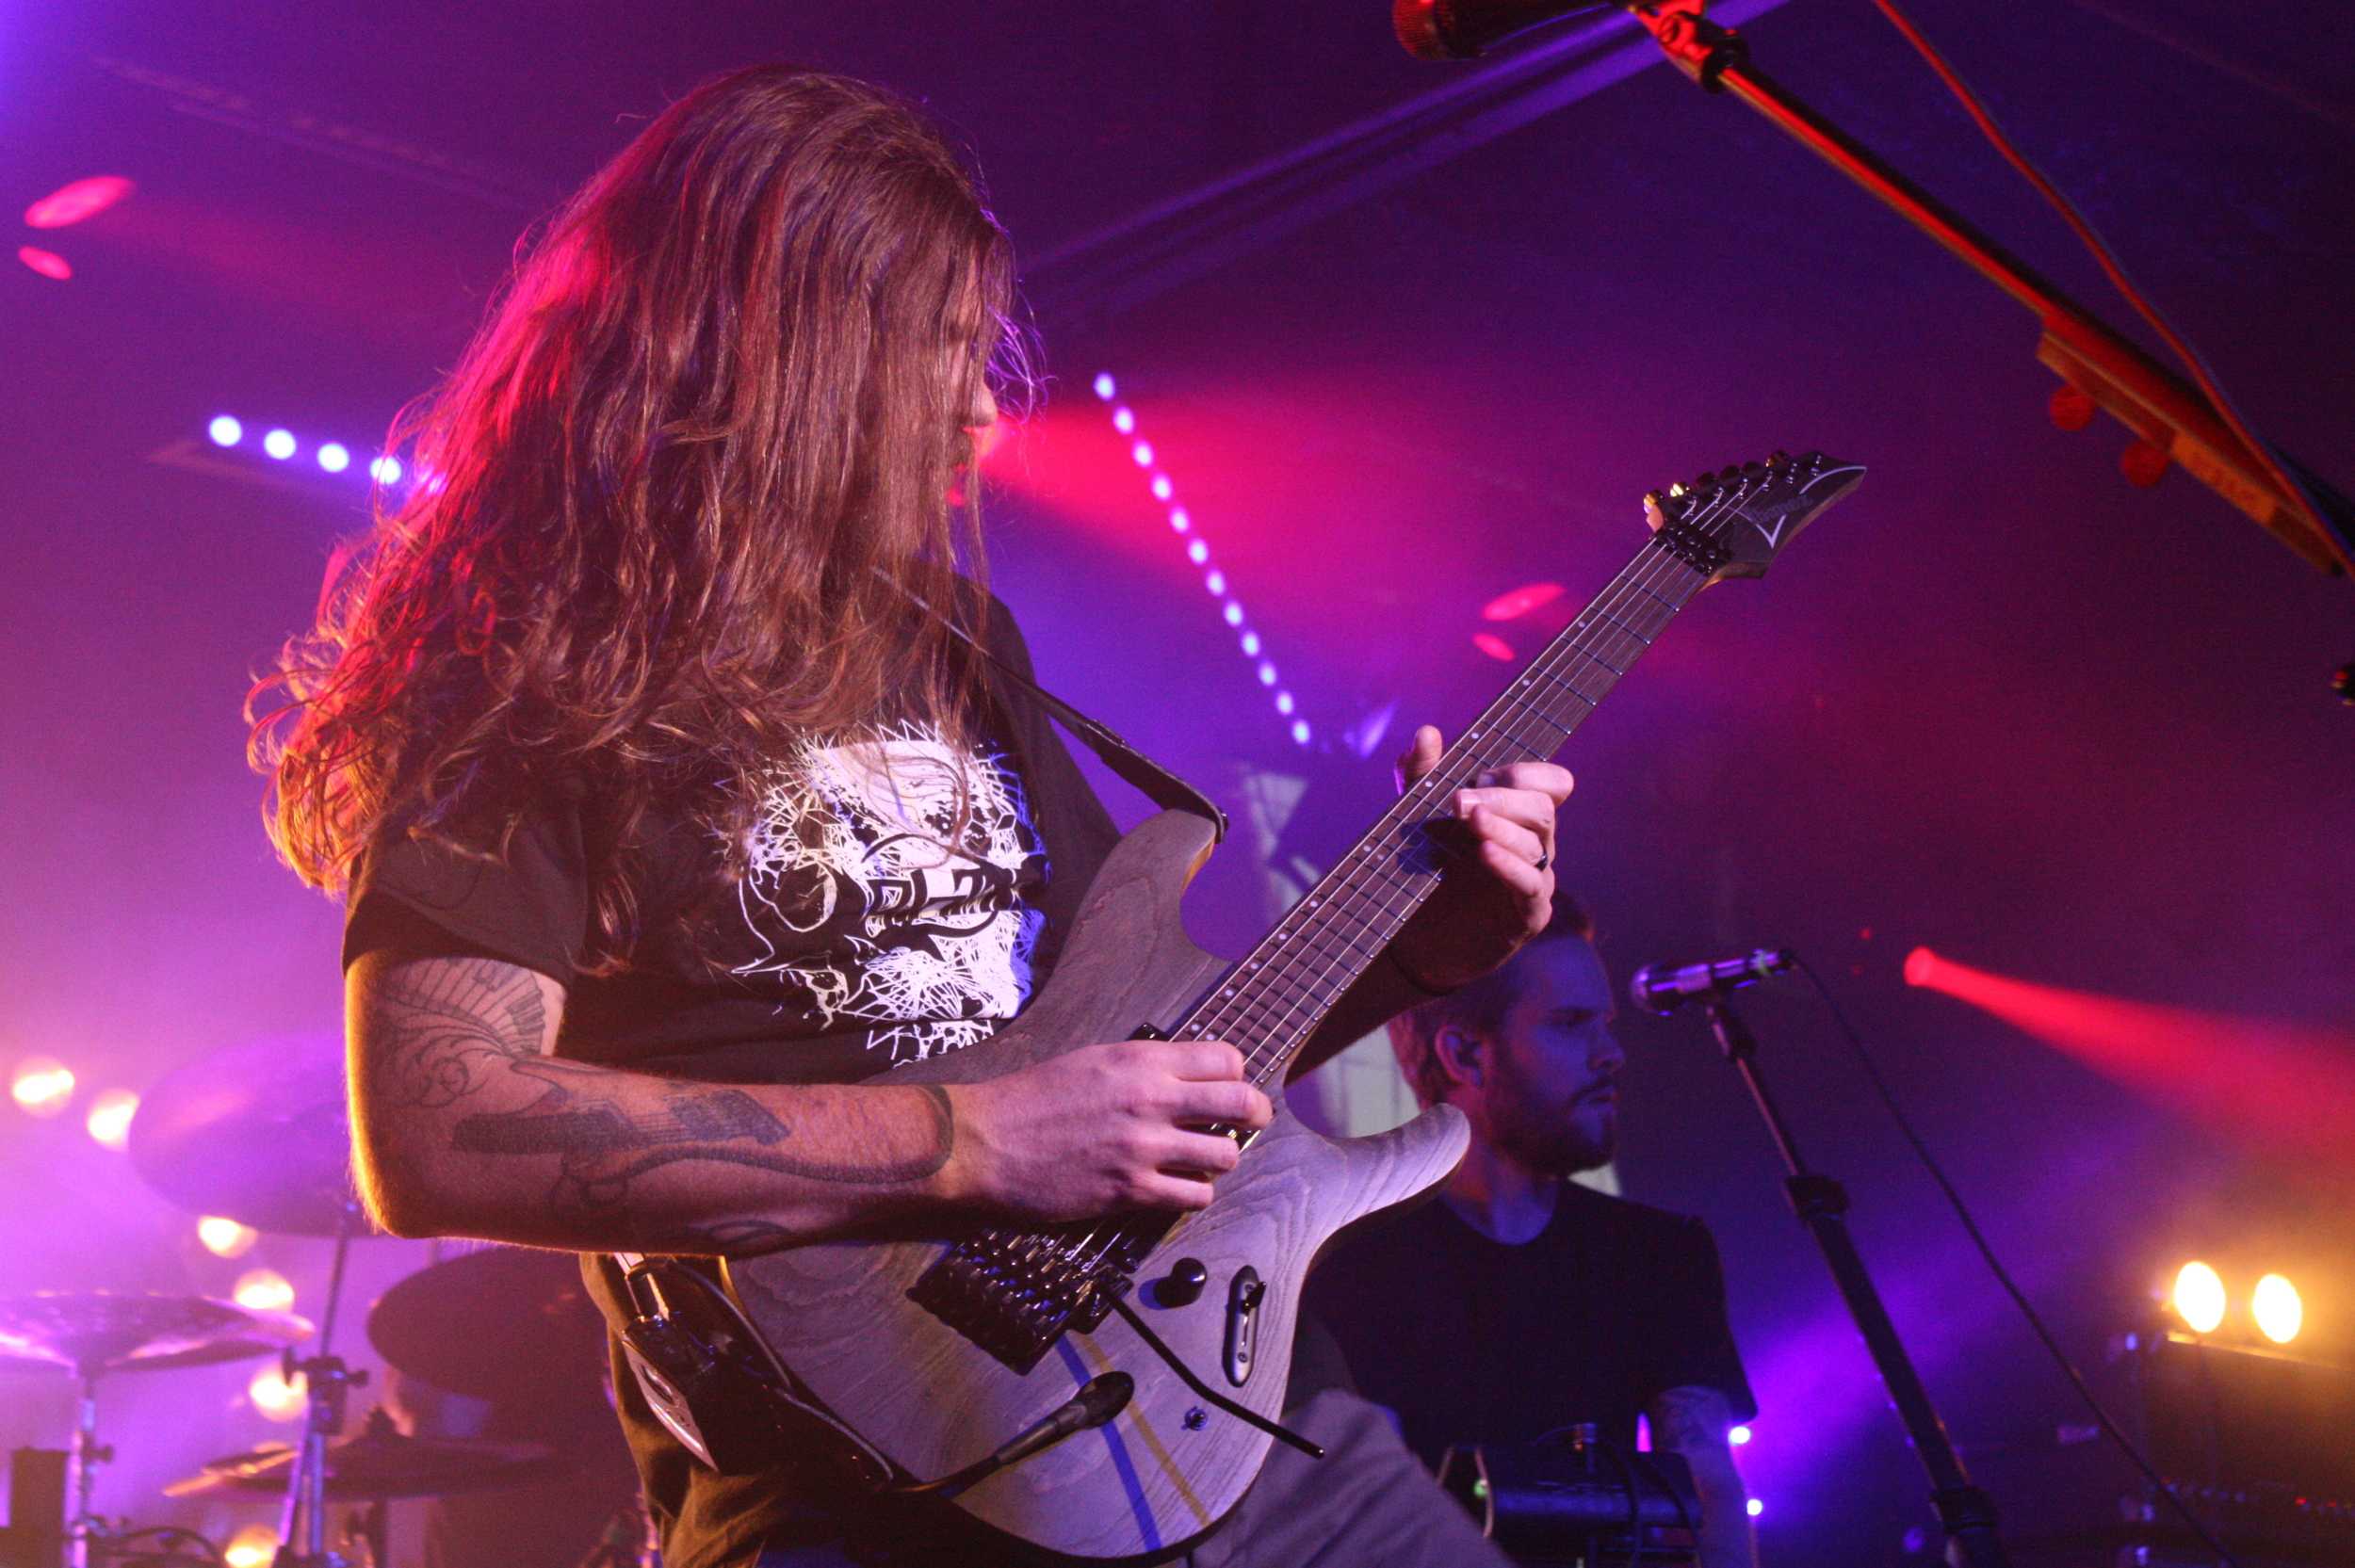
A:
251;67;1021;972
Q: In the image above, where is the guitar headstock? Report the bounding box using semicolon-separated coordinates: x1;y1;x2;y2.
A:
1644;450;1864;584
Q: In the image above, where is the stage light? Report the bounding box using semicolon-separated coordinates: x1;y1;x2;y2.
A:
1095;374;1308;746
248;1366;307;1422
1276;691;1296;715
17;245;71;281
1730;1425;1752;1447
1903;946;1938;986
369;456;403;484
208;415;244;447
2172;1261;2227;1334
1746;1498;1764;1518
24;175;134;229
85;1089;138;1151
224;1524;281;1568
10;1058;74;1117
198;1216;259;1258
234;1269;295;1314
262;429;297;461
1472;632;1515;662
1481;581;1566;622
316;443;349;474
2252;1273;2302;1345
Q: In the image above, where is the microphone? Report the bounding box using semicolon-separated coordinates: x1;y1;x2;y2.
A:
1628;948;1795;1014
1393;0;1617;61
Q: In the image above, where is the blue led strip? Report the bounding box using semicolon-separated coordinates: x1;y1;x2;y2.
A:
1090;373;1309;749
203;413;408;486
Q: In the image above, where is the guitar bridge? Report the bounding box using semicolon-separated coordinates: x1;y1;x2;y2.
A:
908;1229;1146;1374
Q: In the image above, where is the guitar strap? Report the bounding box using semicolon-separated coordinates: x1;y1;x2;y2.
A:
921;590;1230;844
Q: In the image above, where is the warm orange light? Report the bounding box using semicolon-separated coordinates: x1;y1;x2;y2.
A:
2252;1274;2302;1345
2172;1261;2227;1334
233;1269;295;1314
248;1366;307;1421
86;1089;138;1150
224;1524;281;1568
199;1216;259;1258
10;1059;75;1116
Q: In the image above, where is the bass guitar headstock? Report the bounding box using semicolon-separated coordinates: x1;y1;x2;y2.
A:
1645;450;1864;584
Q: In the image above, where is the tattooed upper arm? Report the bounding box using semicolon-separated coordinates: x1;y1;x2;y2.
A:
349;952;565;1106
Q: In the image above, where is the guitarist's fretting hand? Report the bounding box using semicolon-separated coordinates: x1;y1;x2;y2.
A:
949;1040;1273;1221
1388;723;1573;994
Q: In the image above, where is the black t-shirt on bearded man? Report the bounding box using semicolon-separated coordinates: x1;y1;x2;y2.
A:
341;603;1127;1568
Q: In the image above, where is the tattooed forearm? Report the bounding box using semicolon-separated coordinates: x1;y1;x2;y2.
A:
367;957;549;1108
449;1062;955;1216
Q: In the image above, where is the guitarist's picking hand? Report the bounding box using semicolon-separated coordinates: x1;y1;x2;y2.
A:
1388;723;1572;994
950;1040;1273;1222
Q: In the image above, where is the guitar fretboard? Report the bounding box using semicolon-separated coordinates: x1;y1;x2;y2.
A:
1175;535;1713;1082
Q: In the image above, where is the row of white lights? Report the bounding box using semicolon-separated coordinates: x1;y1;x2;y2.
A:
1090;373;1310;748
205;413;408;484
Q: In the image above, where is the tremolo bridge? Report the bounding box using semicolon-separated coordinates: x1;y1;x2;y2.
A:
908;1226;1157;1374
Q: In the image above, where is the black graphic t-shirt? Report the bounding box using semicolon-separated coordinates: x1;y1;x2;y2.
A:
341;605;1120;1089
341;606;1133;1568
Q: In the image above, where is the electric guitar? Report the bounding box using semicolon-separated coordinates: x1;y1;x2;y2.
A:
607;451;1863;1562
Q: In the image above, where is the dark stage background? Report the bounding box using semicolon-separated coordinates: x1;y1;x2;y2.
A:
3;2;2350;1562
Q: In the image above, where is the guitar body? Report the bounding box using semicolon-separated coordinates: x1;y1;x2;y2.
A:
727;807;1470;1561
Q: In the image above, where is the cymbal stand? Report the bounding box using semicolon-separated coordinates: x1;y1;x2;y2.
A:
271;1204;367;1568
1700;994;2011;1568
62;1369;110;1568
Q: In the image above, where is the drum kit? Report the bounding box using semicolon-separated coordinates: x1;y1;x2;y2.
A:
1;1035;623;1568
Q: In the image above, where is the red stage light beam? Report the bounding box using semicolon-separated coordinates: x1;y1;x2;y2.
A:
24;175;134;229
1904;946;2355;1171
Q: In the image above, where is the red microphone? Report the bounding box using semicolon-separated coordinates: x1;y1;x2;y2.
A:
1392;0;1617;61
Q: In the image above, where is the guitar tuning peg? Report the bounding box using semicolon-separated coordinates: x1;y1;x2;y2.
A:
1767;450;1791;468
1667;482;1686;497
1741;461;1766;475
1643;489;1667;509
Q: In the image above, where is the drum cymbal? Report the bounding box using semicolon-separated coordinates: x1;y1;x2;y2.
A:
128;1031;362;1237
368;1246;608;1405
168;1417;557;1500
0;1292;312;1379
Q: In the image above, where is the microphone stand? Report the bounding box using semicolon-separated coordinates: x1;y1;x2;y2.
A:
1619;0;2355;588
1699;994;2011;1568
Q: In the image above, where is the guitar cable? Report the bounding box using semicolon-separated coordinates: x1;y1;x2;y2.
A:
1106;1295;1326;1460
1794;958;2241;1568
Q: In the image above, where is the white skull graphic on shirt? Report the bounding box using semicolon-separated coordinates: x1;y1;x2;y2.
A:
731;721;1047;1065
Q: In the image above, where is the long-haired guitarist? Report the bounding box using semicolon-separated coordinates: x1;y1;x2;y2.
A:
252;66;1568;1567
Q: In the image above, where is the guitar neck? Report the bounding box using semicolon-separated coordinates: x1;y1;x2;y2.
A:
1178;536;1713;1082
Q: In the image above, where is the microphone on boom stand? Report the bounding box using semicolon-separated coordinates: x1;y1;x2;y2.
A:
1627;947;1794;1015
